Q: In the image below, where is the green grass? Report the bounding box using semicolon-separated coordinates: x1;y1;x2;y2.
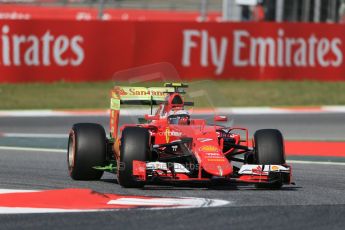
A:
0;80;344;109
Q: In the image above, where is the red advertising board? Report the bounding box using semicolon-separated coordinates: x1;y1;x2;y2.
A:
0;20;135;82
0;20;345;83
0;5;221;21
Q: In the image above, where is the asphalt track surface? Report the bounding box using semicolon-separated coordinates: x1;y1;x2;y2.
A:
0;113;345;230
1;113;345;140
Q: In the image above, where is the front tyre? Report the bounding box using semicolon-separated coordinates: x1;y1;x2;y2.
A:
67;123;106;180
117;127;150;188
253;129;285;189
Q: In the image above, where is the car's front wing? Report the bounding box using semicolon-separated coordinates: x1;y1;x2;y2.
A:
132;161;292;185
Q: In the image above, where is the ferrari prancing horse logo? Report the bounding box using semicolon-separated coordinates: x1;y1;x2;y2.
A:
165;127;170;143
158;127;182;143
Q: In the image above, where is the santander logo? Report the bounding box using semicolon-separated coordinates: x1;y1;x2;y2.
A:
0;25;85;67
182;28;343;75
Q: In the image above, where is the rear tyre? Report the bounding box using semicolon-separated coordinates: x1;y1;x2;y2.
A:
67;123;106;180
253;129;285;189
117;127;150;188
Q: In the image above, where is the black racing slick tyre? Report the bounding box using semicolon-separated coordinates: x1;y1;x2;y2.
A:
117;127;150;188
254;129;285;165
67;123;106;180
253;129;285;189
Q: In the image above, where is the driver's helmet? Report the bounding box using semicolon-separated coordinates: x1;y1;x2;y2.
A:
167;110;190;125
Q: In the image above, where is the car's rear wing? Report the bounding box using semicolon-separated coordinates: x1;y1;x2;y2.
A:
112;86;174;106
109;83;193;138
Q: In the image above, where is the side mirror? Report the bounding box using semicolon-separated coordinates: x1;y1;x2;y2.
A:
214;115;228;122
144;114;159;121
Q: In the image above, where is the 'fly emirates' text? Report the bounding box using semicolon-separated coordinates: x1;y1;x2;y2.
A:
0;25;84;67
182;29;343;75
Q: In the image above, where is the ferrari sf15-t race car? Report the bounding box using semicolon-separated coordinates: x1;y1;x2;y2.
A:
67;83;292;189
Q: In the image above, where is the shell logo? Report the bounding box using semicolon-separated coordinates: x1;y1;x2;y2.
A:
271;165;279;171
199;145;218;152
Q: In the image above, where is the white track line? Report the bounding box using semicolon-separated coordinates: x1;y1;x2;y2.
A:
0;146;345;166
0;146;344;166
1;133;67;138
0;146;66;153
107;197;230;208
1;106;345;117
0;207;93;214
0;110;109;117
287;160;345;166
0;189;37;194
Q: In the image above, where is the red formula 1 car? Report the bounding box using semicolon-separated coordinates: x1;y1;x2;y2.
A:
67;83;292;189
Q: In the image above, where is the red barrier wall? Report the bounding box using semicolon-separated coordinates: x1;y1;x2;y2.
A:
1;20;345;83
0;5;221;21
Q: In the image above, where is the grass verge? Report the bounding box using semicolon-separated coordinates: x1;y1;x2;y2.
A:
0;80;344;109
